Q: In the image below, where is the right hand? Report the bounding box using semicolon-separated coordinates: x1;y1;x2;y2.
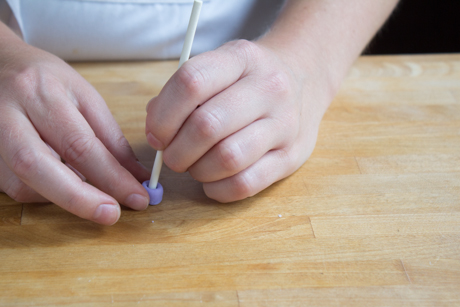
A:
0;25;150;225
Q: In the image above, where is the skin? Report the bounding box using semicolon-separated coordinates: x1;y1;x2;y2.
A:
0;0;398;224
146;0;399;202
0;22;151;225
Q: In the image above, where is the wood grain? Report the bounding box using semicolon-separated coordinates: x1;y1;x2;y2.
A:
0;54;459;306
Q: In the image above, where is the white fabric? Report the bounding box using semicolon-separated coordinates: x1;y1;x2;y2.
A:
2;0;283;61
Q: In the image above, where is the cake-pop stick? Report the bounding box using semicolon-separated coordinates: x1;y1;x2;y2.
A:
143;0;203;205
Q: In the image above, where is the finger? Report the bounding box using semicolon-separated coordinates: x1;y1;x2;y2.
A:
162;74;274;173
47;142;86;181
0;109;120;225
146;40;259;149
74;81;150;183
24;93;149;211
65;162;86;182
0;155;48;203
203;149;299;203
188;118;287;182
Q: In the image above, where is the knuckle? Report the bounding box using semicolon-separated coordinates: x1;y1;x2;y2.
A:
191;110;223;140
263;70;291;96
216;142;242;173
233;39;261;60
62;133;97;166
10;67;39;101
229;40;292;96
10;146;40;179
228;39;262;70
175;62;207;97
11;66;63;103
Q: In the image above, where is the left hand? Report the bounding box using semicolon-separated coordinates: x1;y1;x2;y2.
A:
145;39;332;202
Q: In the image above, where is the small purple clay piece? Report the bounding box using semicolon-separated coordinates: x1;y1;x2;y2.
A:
142;180;163;205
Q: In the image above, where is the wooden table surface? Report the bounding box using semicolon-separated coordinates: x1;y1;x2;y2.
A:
1;54;459;306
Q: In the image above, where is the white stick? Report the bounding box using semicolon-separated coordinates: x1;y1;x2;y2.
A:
149;0;203;189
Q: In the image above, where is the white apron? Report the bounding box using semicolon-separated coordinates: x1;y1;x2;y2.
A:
1;0;283;61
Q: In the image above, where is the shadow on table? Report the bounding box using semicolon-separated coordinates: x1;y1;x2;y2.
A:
0;171;260;248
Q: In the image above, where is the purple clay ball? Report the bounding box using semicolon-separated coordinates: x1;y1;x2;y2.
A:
142;180;163;205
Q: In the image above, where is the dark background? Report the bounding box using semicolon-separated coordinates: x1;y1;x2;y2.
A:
365;0;460;54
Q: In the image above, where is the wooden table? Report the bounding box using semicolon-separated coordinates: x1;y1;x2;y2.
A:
1;54;459;306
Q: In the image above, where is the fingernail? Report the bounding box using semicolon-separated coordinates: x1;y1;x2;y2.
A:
93;204;120;225
147;132;164;150
125;193;149;210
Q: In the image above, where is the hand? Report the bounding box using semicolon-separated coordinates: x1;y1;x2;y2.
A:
0;29;150;225
145;39;333;202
